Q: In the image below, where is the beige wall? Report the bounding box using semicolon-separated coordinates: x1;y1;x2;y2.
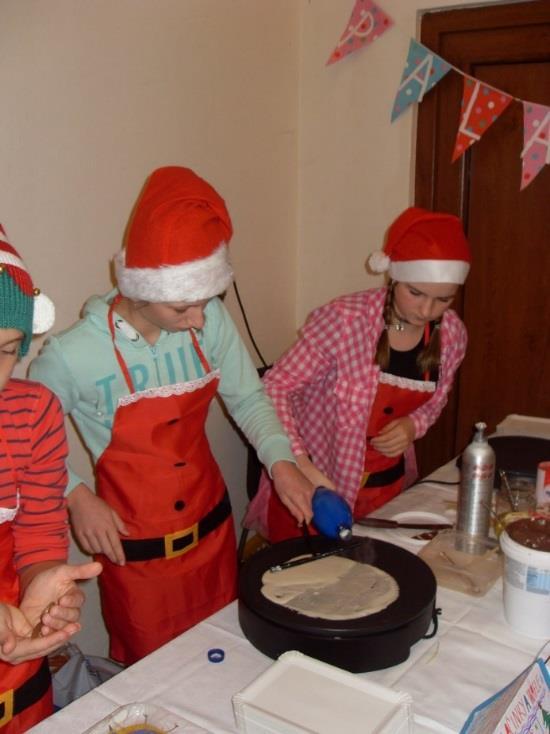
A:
1;0;513;656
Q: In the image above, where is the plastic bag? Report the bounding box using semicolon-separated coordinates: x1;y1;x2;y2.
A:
50;643;123;709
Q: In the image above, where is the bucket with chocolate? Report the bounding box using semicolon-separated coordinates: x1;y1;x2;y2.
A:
499;514;550;638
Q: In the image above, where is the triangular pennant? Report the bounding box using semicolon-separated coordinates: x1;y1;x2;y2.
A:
452;77;513;162
326;0;393;66
390;40;451;122
520;101;550;190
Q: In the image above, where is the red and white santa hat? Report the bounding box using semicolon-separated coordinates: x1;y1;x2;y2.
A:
114;166;234;303
369;206;471;284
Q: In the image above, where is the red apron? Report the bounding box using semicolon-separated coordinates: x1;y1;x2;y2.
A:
354;377;432;518
0;524;52;733
96;301;237;665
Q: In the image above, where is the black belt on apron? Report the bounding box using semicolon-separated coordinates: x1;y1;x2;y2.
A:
121;489;232;562
0;656;50;728
363;455;405;488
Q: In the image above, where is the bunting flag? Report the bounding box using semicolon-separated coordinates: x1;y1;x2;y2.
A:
521;101;550;190
390;40;451;122
326;0;393;66
451;77;513;162
326;11;549;191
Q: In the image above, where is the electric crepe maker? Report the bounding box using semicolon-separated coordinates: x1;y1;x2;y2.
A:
238;535;438;673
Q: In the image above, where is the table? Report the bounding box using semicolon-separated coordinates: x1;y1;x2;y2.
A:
30;459;548;734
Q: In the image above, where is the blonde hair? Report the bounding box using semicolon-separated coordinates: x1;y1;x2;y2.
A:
374;282;441;375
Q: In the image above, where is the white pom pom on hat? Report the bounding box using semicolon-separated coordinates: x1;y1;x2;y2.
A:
32;291;56;334
368;251;391;273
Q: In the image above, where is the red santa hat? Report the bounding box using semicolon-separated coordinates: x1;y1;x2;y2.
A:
369;207;471;284
114;166;234;303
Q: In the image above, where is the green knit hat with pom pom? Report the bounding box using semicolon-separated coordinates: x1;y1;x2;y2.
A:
0;224;55;356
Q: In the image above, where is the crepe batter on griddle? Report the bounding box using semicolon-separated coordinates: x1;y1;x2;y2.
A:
261;555;399;620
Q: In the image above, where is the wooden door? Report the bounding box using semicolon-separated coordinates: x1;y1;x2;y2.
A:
414;1;550;477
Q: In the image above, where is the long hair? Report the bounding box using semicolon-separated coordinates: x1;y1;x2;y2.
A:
374;281;441;375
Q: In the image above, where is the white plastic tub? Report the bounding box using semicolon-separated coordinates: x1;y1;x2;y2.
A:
232;650;413;734
500;527;550;638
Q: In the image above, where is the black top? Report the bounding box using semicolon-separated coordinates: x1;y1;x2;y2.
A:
385;322;438;382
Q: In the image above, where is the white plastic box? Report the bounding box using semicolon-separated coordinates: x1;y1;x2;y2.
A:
232;651;413;734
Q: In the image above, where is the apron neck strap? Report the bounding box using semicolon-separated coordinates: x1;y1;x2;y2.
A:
108;295;136;394
189;329;211;373
423;322;432;382
108;295;214;395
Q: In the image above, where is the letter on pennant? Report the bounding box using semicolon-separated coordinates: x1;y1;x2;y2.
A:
452;77;513;162
326;0;393;66
390;40;451;122
521;101;550;190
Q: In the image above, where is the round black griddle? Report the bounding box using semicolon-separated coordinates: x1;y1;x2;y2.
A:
238;536;437;673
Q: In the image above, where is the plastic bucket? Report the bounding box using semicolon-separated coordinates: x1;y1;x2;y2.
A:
500;529;550;638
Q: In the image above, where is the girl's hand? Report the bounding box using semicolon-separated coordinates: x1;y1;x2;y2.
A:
19;562;102;634
271;460;315;525
68;483;129;565
295;454;335;491
0;603;77;665
370;417;416;457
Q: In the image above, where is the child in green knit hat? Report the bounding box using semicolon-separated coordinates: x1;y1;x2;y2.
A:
0;224;101;731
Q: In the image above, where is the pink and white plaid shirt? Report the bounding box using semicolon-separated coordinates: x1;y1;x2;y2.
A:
245;287;467;534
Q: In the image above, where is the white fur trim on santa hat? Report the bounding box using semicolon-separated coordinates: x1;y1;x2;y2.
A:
390;259;470;284
368;251;391;273
32;292;55;334
114;243;234;302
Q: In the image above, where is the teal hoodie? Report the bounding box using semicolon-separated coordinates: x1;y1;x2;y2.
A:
29;289;294;493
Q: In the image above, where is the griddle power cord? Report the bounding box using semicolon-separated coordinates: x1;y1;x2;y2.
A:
423;608;442;639
409;480;460;488
232;280;269;369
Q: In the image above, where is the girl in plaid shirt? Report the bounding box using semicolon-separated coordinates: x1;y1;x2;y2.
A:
245;208;471;542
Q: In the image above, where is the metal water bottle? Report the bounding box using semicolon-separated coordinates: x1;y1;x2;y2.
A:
456;422;495;551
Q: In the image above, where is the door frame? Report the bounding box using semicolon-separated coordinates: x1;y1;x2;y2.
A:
413;0;550;476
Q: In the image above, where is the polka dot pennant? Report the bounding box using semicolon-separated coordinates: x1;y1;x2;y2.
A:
326;0;393;66
390;39;451;122
520;101;550;190
451;77;513;163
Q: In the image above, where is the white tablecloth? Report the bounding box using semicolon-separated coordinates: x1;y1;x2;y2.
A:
30;461;548;734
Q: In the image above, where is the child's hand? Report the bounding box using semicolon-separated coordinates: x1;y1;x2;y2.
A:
370;417;415;457
68;483;129;565
20;562;102;636
271;460;315;525
0;603;75;664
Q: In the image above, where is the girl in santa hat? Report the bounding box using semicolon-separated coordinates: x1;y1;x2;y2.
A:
0;225;101;733
244;207;471;543
30;166;314;666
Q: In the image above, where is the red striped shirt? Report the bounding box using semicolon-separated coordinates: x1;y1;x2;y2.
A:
0;378;69;570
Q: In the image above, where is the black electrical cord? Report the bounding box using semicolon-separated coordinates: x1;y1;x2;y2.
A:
232;280;269;368
409;479;460;488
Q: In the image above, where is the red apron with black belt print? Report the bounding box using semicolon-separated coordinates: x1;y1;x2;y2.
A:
0;524;52;733
354;375;433;518
95;301;237;665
